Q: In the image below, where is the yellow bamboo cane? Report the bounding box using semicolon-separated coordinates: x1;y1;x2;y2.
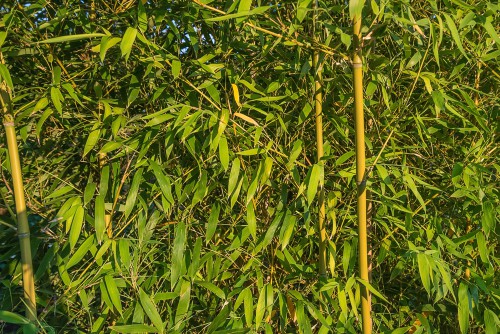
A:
0;83;37;321
312;0;327;279
352;7;372;334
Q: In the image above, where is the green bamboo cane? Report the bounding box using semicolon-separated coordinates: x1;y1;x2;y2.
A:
0;83;37;321
312;0;327;279
352;6;372;334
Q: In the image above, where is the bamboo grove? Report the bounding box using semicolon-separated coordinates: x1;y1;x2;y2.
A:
0;0;499;333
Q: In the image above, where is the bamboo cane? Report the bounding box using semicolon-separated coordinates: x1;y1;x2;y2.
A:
312;1;327;279
0;83;37;321
352;7;372;334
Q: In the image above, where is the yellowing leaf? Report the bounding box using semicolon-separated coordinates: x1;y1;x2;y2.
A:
234;112;259;126
231;83;241;106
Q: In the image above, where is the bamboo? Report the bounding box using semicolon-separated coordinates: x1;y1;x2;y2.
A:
352;8;372;334
0;83;37;321
312;0;327;279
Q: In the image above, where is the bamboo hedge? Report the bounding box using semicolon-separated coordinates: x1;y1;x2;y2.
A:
0;0;499;333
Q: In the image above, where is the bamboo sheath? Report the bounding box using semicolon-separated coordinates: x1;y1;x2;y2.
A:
1;85;37;321
352;12;372;334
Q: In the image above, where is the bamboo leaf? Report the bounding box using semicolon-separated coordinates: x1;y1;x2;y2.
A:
195;280;225;299
171;221;186;289
0;311;30;324
206;6;270;22
458;282;469;334
69;205;84;249
124;168;143;220
246;201;257;239
37;33;105;44
120;27;137;60
206;202;220;244
307;164;322;206
174;279;191;330
444;14;467;58
109;325;158;333
0;64;13;90
228;158;240;197
417;253;431;295
66;235;95;269
139;288;164;333
218;135;229;171
95;194;105;243
105;275;122;314
150;160;174;205
172;60;181;79
83;129;101;157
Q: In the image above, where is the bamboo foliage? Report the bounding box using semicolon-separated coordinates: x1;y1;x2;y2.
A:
0;82;37;322
0;1;499;333
351;0;371;333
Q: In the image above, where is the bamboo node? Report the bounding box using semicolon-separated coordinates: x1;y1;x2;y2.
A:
352;63;363;68
357;179;367;187
17;232;31;239
3;121;15;127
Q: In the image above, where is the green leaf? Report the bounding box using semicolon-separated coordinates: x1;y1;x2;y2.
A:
476;231;489;263
174;279;191;330
95;194;105;243
109;325;158;333
171;221;186;289
195;280;225;299
243;288;253;327
83;129;101;156
66;235;95;269
417;253;431;295
307;164;322;206
172;60;181;79
481;201;495;236
297;0;312;23
69;205;84;249
237;0;252;24
105;275;122;314
124;168;143;220
206;202;220;244
206;6;270;22
482;20;500;47
484;309;499;334
0;64;13;90
192;170;208;206
255;284;267;330
120;27;138;60
99;36;121;62
246;201;257;240
218;135;230;171
356;278;389;303
279;214;296;250
50;86;63;113
444;14;467;58
403;173;426;211
37;33;105;44
458;282;469;334
139;288;164;333
0;310;30;325
228;158;241;197
150;160;174;205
